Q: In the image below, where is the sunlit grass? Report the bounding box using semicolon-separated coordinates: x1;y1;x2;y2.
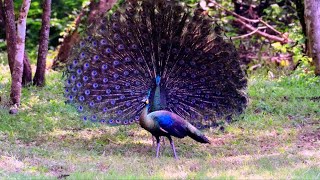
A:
0;63;319;179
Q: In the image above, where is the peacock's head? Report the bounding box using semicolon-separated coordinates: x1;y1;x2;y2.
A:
142;89;151;105
142;96;149;105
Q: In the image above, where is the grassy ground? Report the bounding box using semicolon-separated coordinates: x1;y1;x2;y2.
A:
0;62;319;179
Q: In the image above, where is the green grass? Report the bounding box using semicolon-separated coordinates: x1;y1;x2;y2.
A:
0;63;319;179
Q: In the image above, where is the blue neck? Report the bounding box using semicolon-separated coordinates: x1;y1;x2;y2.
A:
153;76;162;111
155;75;161;86
142;104;150;117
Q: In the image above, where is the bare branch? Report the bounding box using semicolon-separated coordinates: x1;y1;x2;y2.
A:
231;26;267;39
207;0;292;44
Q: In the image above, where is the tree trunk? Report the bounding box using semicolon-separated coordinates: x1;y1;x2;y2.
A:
304;0;320;75
22;52;32;86
294;0;307;53
0;0;5;28
10;0;31;105
88;0;118;24
3;0;16;74
33;0;51;86
52;0;118;70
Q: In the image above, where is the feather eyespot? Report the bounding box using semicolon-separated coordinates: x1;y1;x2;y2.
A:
71;87;77;93
100;39;107;45
76;82;82;88
93;55;99;61
117;44;125;50
92;41;97;46
110;100;116;105
83;76;89;82
78;106;83;111
80;52;85;58
117;110;123;115
123;71;129;76
106;89;111;94
84;63;90;69
112;22;119;29
127;32;133;37
105;48;112;54
179;60;185;65
115;85;120;90
124;57;131;62
113;60;120;66
102;64;108;70
76;69;82;75
113;73;119;79
131;44;138;49
71;75;76;81
91;71;98;76
113;33;120;40
85;90;90;95
68;65;73;71
91;115;97;121
79;96;85;101
89;101;95;107
125;102;131;107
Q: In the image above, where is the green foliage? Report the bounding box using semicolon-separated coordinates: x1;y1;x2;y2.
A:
0;0;89;62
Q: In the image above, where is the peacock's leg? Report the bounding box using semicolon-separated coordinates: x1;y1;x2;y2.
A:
152;135;156;147
153;136;164;148
167;136;178;159
155;136;161;158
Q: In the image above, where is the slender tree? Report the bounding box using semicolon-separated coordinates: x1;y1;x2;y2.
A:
22;52;32;86
33;0;52;86
3;0;16;74
0;0;5;28
304;0;320;75
2;0;32;87
9;0;31;106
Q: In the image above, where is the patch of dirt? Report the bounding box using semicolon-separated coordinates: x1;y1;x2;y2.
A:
295;118;320;150
297;129;320;149
0;156;25;173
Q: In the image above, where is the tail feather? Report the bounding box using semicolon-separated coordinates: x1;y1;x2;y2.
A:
64;0;247;127
186;123;210;144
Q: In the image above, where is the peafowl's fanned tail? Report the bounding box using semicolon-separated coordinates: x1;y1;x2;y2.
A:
64;0;247;128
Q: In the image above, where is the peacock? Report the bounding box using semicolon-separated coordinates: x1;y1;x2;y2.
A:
64;0;247;158
140;88;210;159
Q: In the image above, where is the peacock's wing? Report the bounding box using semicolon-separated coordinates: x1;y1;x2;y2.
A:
151;111;188;138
